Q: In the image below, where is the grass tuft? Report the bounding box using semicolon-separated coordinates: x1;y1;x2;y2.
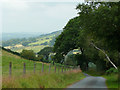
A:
2;70;85;88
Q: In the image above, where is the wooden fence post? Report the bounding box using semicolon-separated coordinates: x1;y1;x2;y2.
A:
69;66;70;71
64;66;66;72
23;63;26;75
9;62;12;77
66;66;68;71
70;67;71;71
65;66;66;71
34;63;36;73
62;66;63;73
58;66;59;73
42;63;44;72
54;66;56;73
73;66;74;70
49;64;51;73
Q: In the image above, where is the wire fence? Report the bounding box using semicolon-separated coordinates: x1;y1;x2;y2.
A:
3;62;80;77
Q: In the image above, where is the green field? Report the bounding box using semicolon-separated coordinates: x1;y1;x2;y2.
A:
3;31;61;53
1;49;85;88
9;36;52;53
2;50;60;76
12;45;49;53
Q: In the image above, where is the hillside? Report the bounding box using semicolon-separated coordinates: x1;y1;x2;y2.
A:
1;48;85;88
1;48;53;76
2;32;44;41
2;30;62;53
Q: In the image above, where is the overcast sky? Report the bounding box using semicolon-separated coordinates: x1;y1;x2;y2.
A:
1;0;84;33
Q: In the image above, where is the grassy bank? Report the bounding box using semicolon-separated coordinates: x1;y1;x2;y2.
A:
2;49;85;88
2;70;85;88
2;50;60;76
103;74;118;89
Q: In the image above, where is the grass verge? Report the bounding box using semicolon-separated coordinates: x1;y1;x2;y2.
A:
103;74;118;89
2;70;85;88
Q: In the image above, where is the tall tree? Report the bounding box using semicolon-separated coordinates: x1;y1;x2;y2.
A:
53;2;120;71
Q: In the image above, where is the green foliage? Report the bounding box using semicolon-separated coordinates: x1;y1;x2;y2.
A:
2;49;57;76
37;55;44;61
76;2;120;51
53;53;64;63
103;74;118;88
106;68;118;74
64;54;77;66
20;49;36;60
2;48;86;88
53;17;80;55
53;2;120;72
37;47;53;62
1;47;20;56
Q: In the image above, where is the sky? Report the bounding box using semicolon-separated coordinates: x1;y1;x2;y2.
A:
1;0;84;33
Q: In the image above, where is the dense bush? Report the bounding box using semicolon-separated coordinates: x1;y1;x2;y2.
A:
106;68;118;74
37;47;53;60
36;55;44;61
21;49;36;60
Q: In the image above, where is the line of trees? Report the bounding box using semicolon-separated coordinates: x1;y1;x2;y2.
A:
53;2;120;72
20;47;53;63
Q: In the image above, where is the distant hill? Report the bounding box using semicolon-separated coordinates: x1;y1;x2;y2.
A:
2;30;62;53
2;32;44;41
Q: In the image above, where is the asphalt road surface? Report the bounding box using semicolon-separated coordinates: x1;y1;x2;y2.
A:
67;73;107;90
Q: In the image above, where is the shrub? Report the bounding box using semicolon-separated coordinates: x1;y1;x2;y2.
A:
21;49;36;60
106;68;118;74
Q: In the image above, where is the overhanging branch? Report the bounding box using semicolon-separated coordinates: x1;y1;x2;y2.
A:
91;42;118;69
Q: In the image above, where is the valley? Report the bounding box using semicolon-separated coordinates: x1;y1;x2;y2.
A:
2;30;62;53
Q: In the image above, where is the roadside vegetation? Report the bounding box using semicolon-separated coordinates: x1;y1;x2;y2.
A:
1;48;85;88
2;71;85;88
2;49;56;76
103;74;118;89
1;1;120;89
52;2;119;88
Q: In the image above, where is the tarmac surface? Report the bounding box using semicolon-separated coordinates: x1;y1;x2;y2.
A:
67;73;107;90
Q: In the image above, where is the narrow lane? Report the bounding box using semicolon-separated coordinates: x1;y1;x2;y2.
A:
67;73;107;89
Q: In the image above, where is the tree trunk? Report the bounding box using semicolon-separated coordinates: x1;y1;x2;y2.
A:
118;52;120;89
85;62;88;71
91;42;118;69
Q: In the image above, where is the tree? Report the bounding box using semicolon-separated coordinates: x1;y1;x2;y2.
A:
36;55;44;61
21;49;36;60
53;2;120;71
37;47;53;61
53;17;81;61
76;2;120;69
